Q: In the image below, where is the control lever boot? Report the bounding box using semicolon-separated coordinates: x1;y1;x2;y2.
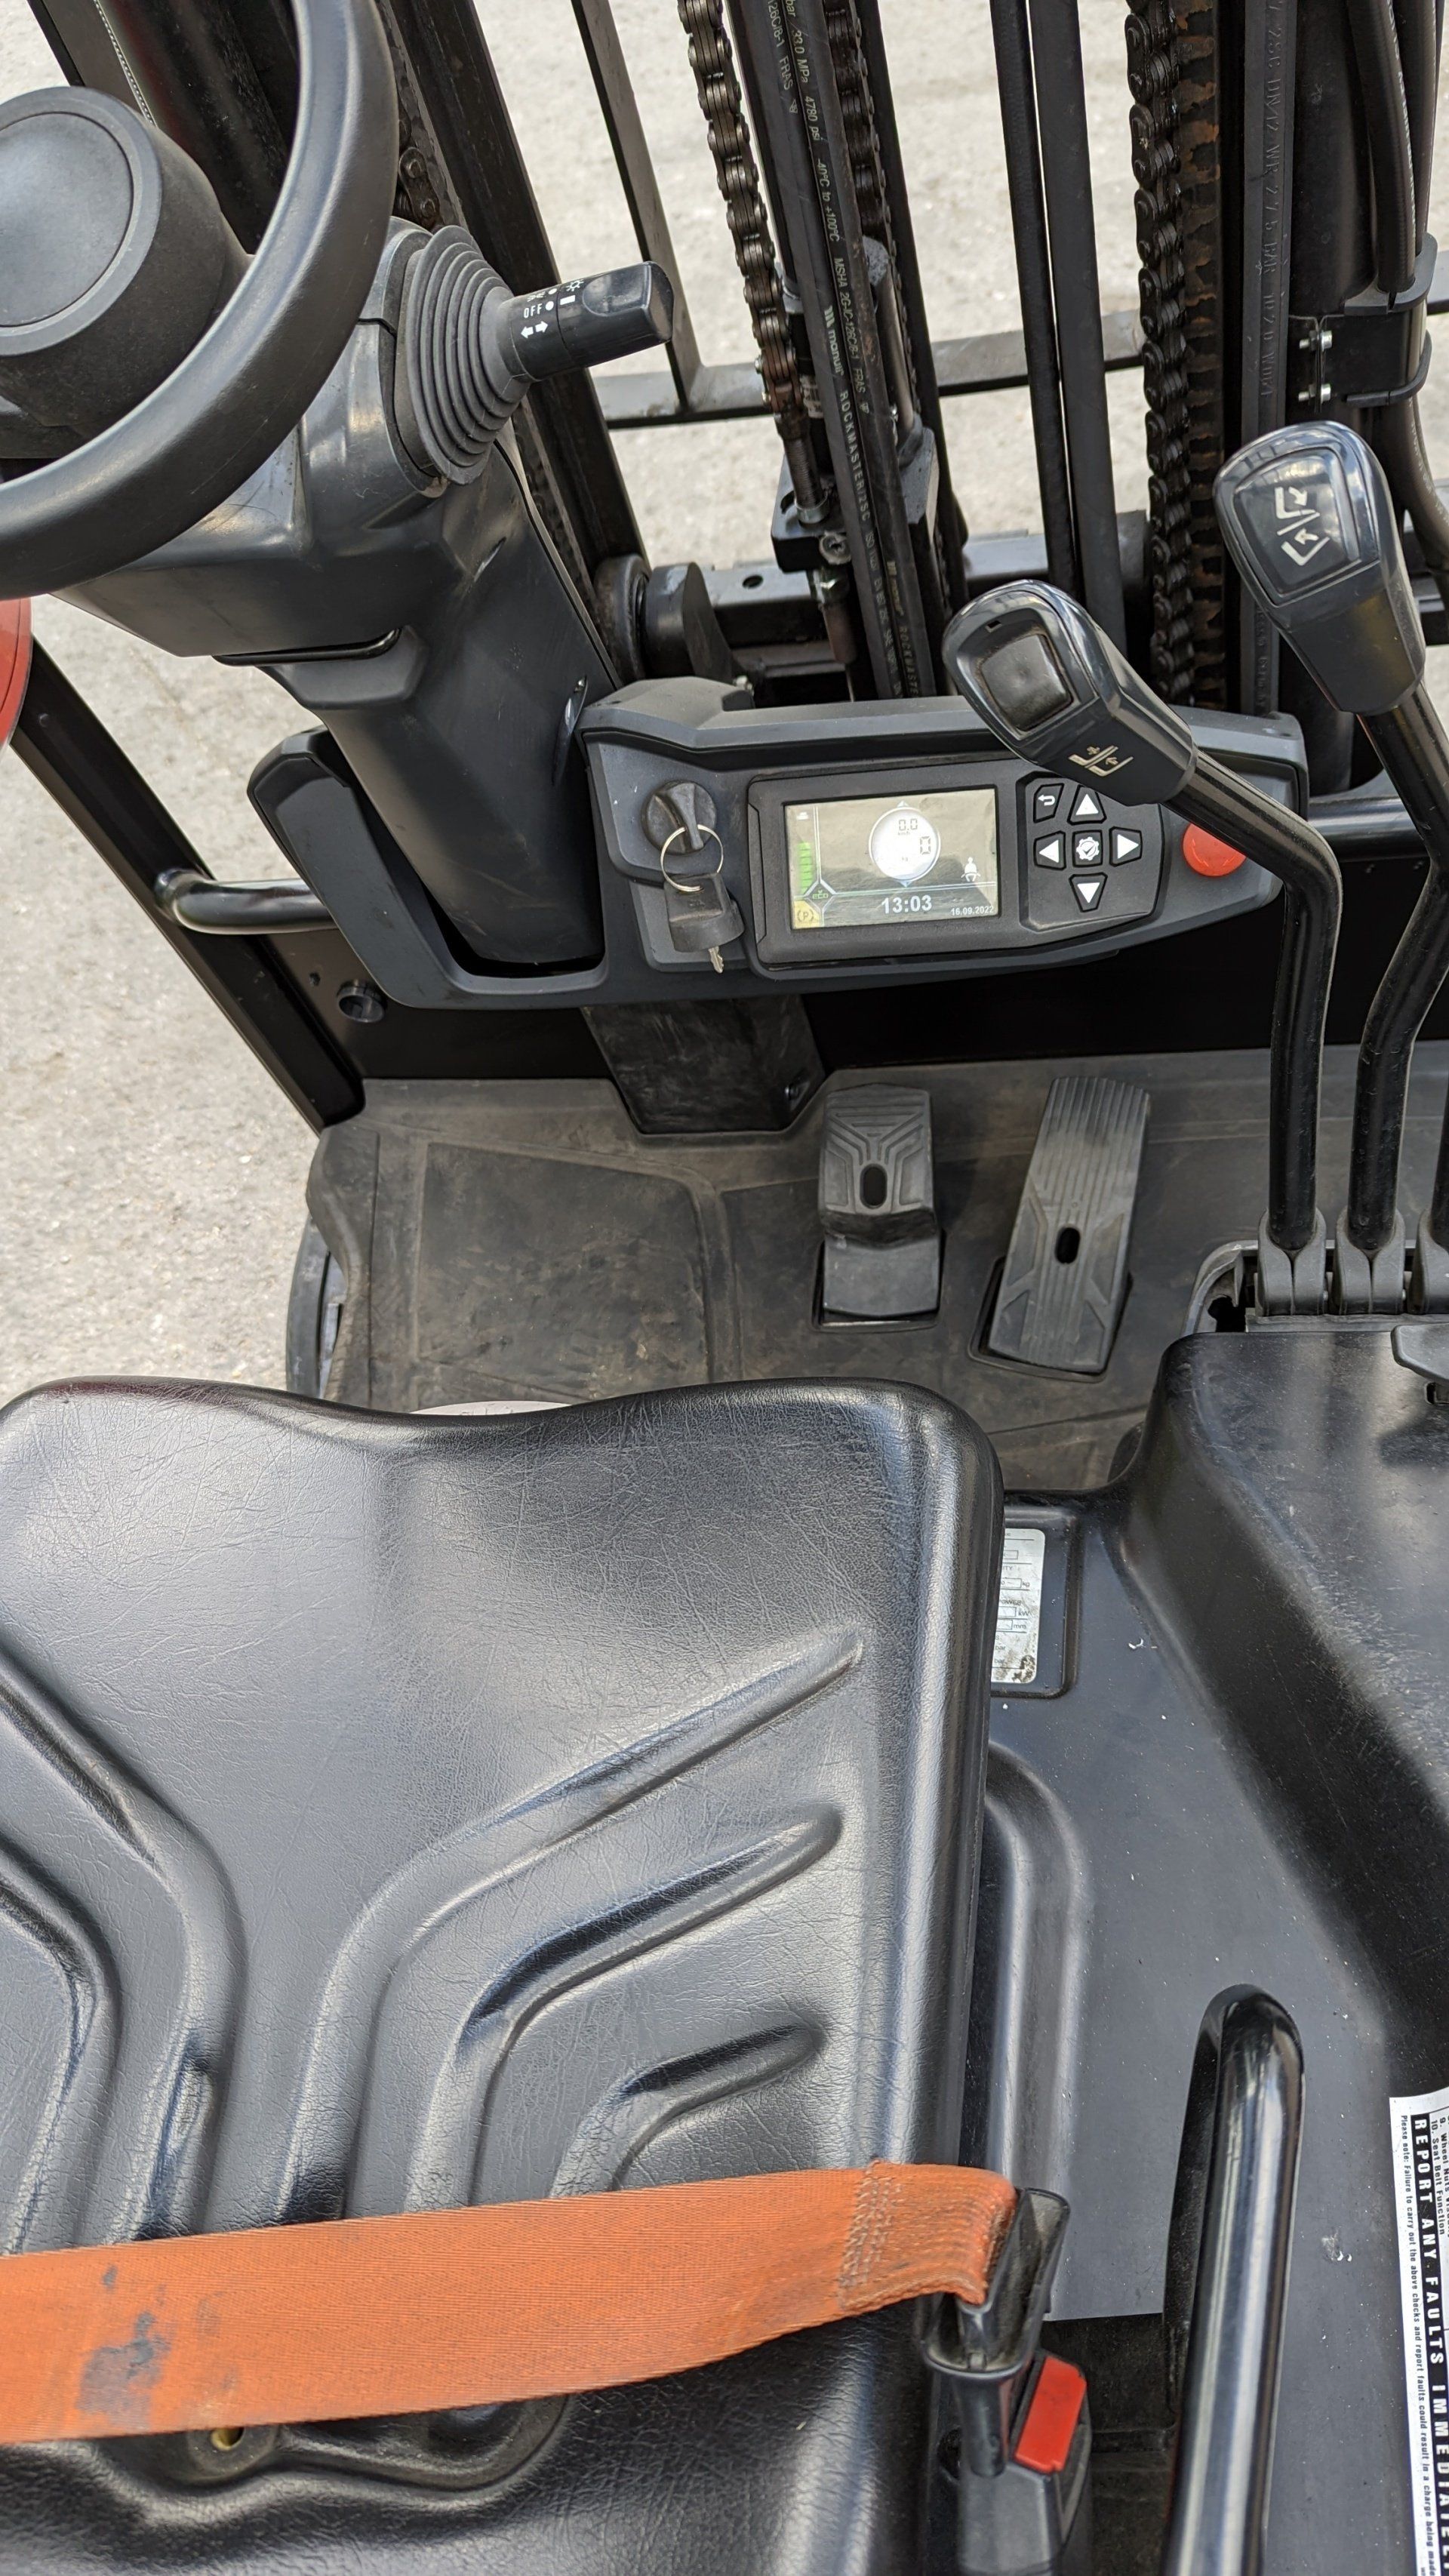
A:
392;229;673;484
1217;422;1449;1309
944;583;1342;1313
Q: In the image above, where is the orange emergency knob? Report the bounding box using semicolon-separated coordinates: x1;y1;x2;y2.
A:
1182;821;1247;877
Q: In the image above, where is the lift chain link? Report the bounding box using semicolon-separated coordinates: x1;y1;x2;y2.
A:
1125;0;1226;705
1125;0;1194;700
823;0;956;608
676;0;810;448
823;2;890;249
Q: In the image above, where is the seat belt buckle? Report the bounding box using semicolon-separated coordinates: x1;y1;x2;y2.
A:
919;2187;1091;2575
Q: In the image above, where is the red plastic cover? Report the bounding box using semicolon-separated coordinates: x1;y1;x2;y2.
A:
0;599;31;749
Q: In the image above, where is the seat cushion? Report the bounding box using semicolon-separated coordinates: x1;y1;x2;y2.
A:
0;1375;1000;2574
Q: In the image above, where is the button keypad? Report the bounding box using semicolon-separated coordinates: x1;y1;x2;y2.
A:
1023;774;1162;931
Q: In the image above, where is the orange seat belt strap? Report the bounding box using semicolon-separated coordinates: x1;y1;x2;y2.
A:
0;2160;1017;2445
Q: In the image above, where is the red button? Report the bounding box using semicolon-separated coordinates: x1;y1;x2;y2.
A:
1182;821;1247;877
1013;2353;1087;2476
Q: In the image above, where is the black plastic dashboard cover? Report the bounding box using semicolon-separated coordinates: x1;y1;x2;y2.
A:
0;1374;1000;2573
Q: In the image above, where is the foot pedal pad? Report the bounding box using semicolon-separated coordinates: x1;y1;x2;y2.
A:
819;1085;941;1320
987;1076;1149;1374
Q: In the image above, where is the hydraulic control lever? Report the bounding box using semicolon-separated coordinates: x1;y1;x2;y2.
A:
943;581;1343;1312
392;233;672;484
1217;423;1449;1310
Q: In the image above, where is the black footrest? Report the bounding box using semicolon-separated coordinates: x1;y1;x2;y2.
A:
987;1076;1149;1374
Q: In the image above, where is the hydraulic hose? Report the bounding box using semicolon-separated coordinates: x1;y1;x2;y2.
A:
1367;0;1448;607
1398;0;1439;220
1343;0;1418;292
1174;759;1343;1258
1346;691;1449;1247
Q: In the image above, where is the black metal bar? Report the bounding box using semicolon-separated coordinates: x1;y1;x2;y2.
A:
1310;783;1426;849
1284;0;1374;789
1161;1990;1304;2576
851;0;967;605
1237;0;1298;712
986;0;1078;595
1026;0;1126;643
569;0;703;400
158;868;335;934
1177;759;1340;1255
12;647;361;1131
380;0;642;569
595;309;1145;426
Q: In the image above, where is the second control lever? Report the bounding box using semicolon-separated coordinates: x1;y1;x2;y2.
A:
1217;422;1449;1310
943;580;1343;1313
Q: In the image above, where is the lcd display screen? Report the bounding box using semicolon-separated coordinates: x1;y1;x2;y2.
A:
785;786;999;931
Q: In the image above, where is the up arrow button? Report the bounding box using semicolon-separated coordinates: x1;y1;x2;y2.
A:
1072;874;1106;911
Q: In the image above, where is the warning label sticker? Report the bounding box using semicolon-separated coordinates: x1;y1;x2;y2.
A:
1391;2082;1449;2575
992;1525;1047;1688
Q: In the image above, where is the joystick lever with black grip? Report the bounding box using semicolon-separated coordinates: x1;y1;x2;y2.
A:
1217;422;1449;1310
943;580;1343;1312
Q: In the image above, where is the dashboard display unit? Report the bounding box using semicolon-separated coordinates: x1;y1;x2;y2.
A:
785;787;999;934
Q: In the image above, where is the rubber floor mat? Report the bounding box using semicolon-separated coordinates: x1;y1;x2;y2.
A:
306;1044;1449;1488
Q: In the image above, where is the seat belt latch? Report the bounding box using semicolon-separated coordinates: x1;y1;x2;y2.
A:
920;2187;1091;2576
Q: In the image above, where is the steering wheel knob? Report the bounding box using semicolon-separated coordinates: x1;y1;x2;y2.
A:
0;89;244;452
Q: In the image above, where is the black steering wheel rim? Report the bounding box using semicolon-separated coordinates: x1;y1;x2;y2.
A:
0;0;398;599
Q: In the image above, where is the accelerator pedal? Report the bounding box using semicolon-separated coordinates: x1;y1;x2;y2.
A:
987;1076;1149;1374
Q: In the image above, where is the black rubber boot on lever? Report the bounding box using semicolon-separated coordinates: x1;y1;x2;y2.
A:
943;581;1343;1314
1217;421;1449;1311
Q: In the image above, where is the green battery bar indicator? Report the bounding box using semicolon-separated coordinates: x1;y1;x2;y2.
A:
792;816;818;901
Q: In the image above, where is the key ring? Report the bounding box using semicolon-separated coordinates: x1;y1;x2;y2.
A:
659;822;726;894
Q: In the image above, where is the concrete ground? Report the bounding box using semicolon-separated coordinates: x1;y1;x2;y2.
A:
1;2;1447;1399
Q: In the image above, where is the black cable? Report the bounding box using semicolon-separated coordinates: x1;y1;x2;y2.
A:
1175;759;1342;1256
1346;694;1449;1247
1343;0;1418;292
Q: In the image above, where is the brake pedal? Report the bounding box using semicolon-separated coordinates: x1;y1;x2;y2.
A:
987;1076;1149;1374
819;1085;941;1320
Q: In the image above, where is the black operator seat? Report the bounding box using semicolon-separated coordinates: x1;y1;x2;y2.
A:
0;1374;1001;2575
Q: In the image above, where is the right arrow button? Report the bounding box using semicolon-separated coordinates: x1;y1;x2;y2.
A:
1110;827;1143;864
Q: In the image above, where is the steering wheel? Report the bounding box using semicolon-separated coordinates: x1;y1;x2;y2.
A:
0;0;397;599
